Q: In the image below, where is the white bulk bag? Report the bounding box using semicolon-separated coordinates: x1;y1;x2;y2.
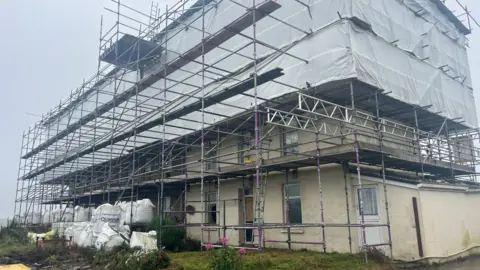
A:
94;223;127;250
77;224;95;247
91;204;122;235
51;208;73;222
32;212;42;224
134;199;155;224
121;201;136;225
64;222;89;245
74;206;89;222
130;231;158;251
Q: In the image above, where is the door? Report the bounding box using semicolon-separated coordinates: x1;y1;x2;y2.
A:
355;186;383;249
238;188;255;245
244;197;254;242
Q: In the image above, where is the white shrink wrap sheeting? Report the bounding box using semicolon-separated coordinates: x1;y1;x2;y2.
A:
91;204;122;235
130;231;158;251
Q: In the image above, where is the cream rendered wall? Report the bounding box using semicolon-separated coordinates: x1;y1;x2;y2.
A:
418;189;480;258
183;164;358;253
262;165;354;253
356;177;421;260
185;180;243;245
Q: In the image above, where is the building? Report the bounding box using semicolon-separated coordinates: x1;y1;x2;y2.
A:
14;0;480;262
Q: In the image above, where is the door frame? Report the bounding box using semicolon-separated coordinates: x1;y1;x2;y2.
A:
353;184;383;248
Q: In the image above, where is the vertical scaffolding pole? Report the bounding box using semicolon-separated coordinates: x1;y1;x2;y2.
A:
41;114;53;222
413;108;425;181
284;169;291;250
216;127;221;242
315;132;326;252
14;132;26;221
342;161;353;253
160;6;170;246
444;119;456;180
349;81;367;262
19;131;29;223
374;92;393;259
251;0;263;253
109;0;121;205
130;25;142;226
200;0;206;248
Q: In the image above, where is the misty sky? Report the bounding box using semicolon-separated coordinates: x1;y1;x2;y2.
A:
0;0;478;219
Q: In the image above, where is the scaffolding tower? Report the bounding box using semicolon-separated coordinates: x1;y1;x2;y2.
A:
13;0;480;261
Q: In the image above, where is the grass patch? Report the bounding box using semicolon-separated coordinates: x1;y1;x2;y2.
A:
168;249;392;270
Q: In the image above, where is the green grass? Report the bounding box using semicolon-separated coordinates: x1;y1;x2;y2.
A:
168;249;391;270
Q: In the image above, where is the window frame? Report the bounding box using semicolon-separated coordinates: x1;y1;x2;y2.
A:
205;148;217;171
357;186;379;217
283;183;302;224
282;128;299;156
205;191;218;224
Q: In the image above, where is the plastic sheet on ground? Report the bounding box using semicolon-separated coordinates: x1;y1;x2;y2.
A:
130;231;158;251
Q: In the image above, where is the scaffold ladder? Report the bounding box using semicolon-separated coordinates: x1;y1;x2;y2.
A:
254;171;268;229
148;1;160;40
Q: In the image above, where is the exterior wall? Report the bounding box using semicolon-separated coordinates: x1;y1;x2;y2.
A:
181;166;480;261
184;165;360;253
418;189;480;258
358;177;421;260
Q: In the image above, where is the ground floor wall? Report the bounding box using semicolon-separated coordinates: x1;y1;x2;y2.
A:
418;188;480;259
173;164;480;261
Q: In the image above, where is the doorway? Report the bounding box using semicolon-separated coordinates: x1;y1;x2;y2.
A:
355;186;384;250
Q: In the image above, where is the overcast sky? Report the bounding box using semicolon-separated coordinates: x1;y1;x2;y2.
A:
0;0;478;219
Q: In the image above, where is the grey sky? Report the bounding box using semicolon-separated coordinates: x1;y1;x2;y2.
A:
0;0;478;219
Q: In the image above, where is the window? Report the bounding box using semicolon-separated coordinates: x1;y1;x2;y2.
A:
282;128;299;155
205;149;217;170
358;187;378;216
160;197;171;218
237;141;246;164
205;191;217;224
145;156;156;172
284;184;302;224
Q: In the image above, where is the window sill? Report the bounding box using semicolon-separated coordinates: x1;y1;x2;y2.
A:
281;228;304;234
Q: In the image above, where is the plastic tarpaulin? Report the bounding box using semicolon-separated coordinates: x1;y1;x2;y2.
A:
41;0;476;175
141;0;476;134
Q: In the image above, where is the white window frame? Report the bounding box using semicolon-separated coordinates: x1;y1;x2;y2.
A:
355;186;379;218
